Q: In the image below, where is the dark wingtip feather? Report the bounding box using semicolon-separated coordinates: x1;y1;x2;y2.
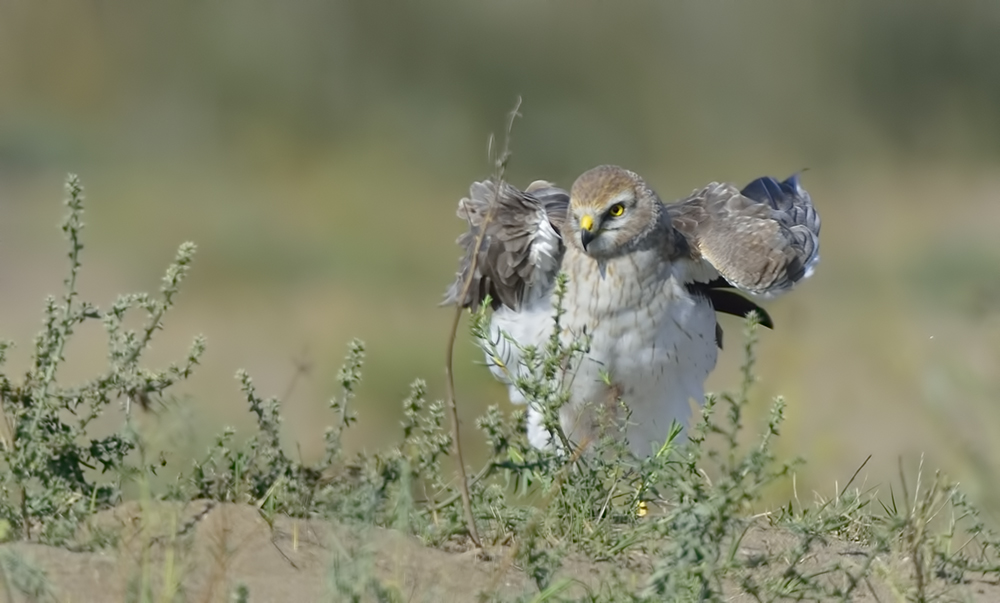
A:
783;173;802;191
751;306;774;329
740;174;804;209
704;288;775;329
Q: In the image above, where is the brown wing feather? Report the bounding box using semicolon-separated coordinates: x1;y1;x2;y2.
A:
443;180;569;310
668;174;820;296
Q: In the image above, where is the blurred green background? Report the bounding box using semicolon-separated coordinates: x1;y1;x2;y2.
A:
2;2;999;511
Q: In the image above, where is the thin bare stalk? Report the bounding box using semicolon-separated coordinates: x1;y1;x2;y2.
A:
443;97;523;547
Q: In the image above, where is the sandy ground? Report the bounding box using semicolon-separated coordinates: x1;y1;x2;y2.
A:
2;502;998;602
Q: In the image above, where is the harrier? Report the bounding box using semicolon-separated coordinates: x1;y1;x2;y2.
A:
444;165;820;456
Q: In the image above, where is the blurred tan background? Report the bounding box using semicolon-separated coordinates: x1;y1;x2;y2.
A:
1;2;999;511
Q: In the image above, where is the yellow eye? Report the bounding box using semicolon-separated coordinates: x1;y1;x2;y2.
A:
608;203;625;217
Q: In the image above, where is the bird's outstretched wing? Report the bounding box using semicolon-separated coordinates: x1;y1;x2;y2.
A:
669;174;820;297
443;180;570;311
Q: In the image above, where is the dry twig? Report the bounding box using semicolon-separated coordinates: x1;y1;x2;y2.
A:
443;97;523;547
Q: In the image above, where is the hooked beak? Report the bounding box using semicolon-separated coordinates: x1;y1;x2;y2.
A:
580;214;596;250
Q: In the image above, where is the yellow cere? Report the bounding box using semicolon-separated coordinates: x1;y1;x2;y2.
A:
580;214;594;232
609;203;625;217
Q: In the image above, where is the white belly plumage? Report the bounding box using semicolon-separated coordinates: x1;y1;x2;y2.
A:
486;247;718;457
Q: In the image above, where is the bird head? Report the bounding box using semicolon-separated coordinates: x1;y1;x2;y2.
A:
568;165;663;259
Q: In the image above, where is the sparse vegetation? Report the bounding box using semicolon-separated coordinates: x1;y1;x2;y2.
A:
0;175;998;601
0;175;204;546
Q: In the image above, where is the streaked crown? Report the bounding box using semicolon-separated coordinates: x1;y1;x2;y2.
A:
570;165;643;209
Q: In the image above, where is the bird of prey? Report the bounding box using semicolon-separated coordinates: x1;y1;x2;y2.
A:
444;165;820;456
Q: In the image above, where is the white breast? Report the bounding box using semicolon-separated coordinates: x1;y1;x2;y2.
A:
486;246;718;457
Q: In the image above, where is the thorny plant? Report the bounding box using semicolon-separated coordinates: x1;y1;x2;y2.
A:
3;174;1000;602
0;175;204;545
